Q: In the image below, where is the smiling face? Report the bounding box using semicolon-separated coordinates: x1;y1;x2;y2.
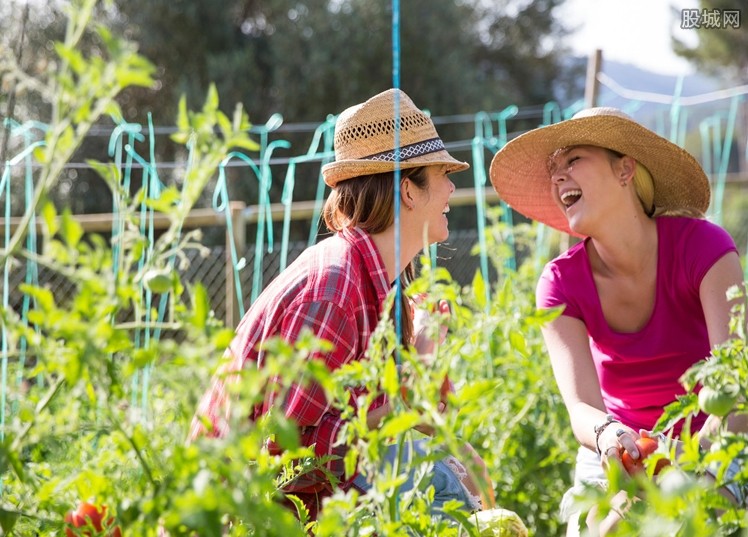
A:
547;145;631;235
405;164;456;245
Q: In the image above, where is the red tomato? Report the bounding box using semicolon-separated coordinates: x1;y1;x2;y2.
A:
620;437;670;476
65;502;122;537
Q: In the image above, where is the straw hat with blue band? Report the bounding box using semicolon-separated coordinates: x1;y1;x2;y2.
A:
322;89;469;187
488;107;711;237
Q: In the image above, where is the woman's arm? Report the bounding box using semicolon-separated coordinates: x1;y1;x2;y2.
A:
542;314;644;465
699;251;744;348
541;315;609;451
697;251;747;443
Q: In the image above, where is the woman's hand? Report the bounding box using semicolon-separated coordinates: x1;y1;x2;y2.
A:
600;425;641;469
412;294;450;357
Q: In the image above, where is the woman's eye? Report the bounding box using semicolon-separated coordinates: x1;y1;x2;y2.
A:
567;156;579;166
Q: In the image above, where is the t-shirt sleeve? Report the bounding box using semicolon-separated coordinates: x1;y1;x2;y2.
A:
684;219;739;293
536;262;583;320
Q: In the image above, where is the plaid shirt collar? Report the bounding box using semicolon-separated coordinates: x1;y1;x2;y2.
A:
339;227;390;307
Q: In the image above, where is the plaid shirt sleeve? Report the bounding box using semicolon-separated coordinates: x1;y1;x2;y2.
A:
278;299;359;484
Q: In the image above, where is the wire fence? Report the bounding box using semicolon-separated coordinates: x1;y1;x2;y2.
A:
2;71;748;351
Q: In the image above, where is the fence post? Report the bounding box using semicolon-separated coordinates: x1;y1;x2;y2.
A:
225;201;247;328
584;49;602;109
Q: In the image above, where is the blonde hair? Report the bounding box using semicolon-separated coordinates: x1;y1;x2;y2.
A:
630;159;704;219
592;148;704;219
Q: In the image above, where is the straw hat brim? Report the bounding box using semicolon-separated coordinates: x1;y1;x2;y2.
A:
322;149;469;187
489;115;710;236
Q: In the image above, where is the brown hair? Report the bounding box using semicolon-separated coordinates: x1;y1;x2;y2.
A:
322;167;429;346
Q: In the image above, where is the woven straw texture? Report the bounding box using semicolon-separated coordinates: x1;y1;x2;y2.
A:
489;107;710;236
322;89;468;186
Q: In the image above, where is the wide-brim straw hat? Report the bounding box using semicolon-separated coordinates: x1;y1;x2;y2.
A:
322;88;469;187
489;107;710;236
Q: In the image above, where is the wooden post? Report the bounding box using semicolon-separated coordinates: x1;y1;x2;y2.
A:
225;201;246;328
584;49;603;109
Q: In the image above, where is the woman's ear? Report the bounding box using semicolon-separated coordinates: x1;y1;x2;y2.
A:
618;155;636;182
400;177;415;210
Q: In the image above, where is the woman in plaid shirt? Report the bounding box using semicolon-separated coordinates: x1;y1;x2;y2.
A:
189;89;492;521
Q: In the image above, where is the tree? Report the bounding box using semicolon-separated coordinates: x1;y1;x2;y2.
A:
2;0;581;219
672;0;748;82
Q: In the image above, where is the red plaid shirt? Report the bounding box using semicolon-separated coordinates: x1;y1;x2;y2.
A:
189;227;390;496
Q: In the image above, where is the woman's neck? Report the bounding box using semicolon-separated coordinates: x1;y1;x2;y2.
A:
588;216;658;278
369;225;422;284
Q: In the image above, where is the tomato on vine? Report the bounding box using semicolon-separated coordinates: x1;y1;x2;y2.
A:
64;502;121;537
698;385;738;417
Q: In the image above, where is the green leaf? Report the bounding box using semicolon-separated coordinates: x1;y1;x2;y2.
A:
211;328;235;350
344;446;358;480
144;186;181;214
228;137;260;152
0;438;25;481
87;159;121;192
509;329;528;357
216;110;232;140
0;508;19;534
382;357;398;397
18;284;55;312
380;412;420;438
285;495;310;527
273;416;301;452
54;42;87;75
203;83;219;116
190;283;210;330
174;95;189;132
60;209;84;247
53;124;75;157
33;144;48;165
472;269;487;310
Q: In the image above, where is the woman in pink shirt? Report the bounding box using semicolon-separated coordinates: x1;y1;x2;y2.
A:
489;107;746;535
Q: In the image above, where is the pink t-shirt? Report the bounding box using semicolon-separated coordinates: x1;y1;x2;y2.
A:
537;217;738;435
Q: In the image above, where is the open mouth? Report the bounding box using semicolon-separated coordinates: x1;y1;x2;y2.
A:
560;189;582;209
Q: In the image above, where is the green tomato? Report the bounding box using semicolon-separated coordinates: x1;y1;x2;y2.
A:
698;386;738;417
143;268;173;294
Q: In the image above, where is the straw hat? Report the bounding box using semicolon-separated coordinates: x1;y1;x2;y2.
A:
322;89;469;187
489;107;710;236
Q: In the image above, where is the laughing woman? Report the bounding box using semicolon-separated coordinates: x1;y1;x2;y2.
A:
189;89;491;520
489;107;747;536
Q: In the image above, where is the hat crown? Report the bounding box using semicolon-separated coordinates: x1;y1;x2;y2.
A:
333;89;439;161
572;106;634;121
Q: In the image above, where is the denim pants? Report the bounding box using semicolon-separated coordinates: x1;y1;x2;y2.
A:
352;438;481;514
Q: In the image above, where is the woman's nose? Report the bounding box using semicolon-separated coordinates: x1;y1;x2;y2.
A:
550;170;566;185
449;178;455;194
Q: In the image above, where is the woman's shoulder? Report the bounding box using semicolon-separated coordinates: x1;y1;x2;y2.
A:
658;216;736;247
545;239;588;272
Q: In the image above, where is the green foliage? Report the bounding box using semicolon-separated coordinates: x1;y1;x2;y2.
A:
0;0;156;261
1;3;580;536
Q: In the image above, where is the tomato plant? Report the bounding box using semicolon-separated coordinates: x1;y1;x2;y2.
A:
142;267;174;294
64;502;121;537
698;385;738;417
621;437;670;476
